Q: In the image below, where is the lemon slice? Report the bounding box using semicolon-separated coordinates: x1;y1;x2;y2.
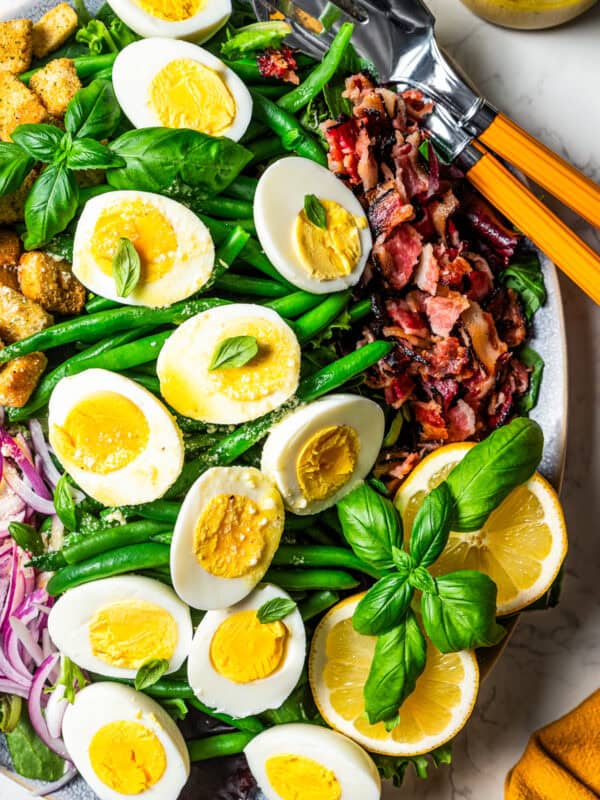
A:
309;594;479;757
395;443;567;616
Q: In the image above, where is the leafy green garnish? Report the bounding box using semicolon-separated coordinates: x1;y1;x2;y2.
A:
23;164;79;251
135;658;169;691
337;482;401;572
209;335;259;371
65;79;123;141
373;742;452;786
501;255;546;320
0;143;34;196
54;474;78;531
257;598;297;624
6;706;65;781
304;194;327;229
8;522;44;556
112;237;141;298
221;21;291;60
11;124;64;163
518;345;544;413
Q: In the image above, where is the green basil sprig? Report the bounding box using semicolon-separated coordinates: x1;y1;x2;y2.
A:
304;194;327;229
112;237;141;298
210;336;259;370
337;482;401;572
353;574;413;636
24;165;80;250
518;346;544;414
257;598;297;624
53;474;78;531
0;143;35;196
11;125;65;163
8;522;44;556
135;658;169;691
65;78;122;141
500;255;546;321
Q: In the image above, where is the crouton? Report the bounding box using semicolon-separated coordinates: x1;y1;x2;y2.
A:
0;285;53;343
29;58;81;117
19;251;86;315
0;351;47;407
0;229;22;267
32;3;78;60
0;19;33;74
0;71;47;141
0;169;38;225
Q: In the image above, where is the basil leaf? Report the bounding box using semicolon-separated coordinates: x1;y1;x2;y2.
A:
353;574;413;636
65;79;122;140
304;194;327;229
23;164;79;250
6;706;65;781
445;418;543;532
0;142;35;196
501;255;546;321
67;138;125;170
408;566;436;594
54;474;78;530
363;609;426;725
10;124;64;163
209;335;258;370
409;482;453;568
257;597;297;623
518;345;544;414
8;522;44;556
338;482;402;571
421;571;505;653
180;136;254;194
391;546;413;578
134;658;169;691
113;237;141;298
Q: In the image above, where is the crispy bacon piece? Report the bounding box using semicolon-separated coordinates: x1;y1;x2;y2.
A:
402;88;434;121
488;356;530;429
463;192;520;265
373;223;423;289
487;287;528;348
386;299;429;338
430;378;459;411
367;182;414;239
256;46;299;84
438;252;472;288
424;337;470;379
384;372;415;409
429;190;460;240
414;243;440;295
413;399;448;441
392;131;430;199
447;399;477;442
424;291;470;337
323;118;360;183
461;300;508;376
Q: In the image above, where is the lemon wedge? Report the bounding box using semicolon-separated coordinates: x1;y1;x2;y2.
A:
308;594;479;757
395;443;567;616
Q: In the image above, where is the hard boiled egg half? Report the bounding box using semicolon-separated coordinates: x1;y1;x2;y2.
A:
171;466;284;609
157;304;301;425
63;682;190;800
254;157;373;293
187;584;305;716
113;38;252;141
261;394;385;514
107;0;230;42
73;190;214;308
49;370;184;507
48;576;193;679
245;723;381;800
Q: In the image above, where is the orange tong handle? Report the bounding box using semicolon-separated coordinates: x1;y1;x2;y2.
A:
478;113;600;229
467;149;600;305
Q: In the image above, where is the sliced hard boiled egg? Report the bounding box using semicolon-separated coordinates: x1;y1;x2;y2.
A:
48;369;184;507
106;0;231;42
254;157;372;294
187;583;305;717
157;303;301;425
113;38;252;141
261;394;385;515
48;576;193;680
73;190;214;308
171;466;284;609
245;723;381;800
62;682;190;800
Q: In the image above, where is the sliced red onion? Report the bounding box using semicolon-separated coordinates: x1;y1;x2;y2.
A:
33;764;77;797
29;421;62;490
3;625;35;683
28;654;69;759
0;429;51;499
10;615;45;667
45;682;68;739
0;676;29;697
3;467;55;516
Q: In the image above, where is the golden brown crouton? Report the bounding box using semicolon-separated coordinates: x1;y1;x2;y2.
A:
0;229;21;267
19;251;86;315
30;58;81;118
0;19;33;74
0;351;47;407
0;169;38;225
32;3;78;60
0;285;53;343
0;71;47;141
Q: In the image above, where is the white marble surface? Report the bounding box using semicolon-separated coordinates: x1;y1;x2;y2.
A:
396;2;600;797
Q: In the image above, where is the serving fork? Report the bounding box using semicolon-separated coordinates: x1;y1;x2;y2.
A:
253;0;600;304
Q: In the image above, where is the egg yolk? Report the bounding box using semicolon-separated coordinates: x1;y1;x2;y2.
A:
149;59;236;136
134;0;204;21
89;720;166;795
90;199;178;285
52;392;149;475
89;600;178;669
265;754;342;800
194;493;271;578
296;425;360;501
210;609;288;683
294;199;366;281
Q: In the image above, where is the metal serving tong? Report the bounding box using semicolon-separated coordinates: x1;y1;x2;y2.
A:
253;0;600;304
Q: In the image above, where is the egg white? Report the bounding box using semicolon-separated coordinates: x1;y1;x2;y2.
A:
62;682;190;800
187;584;305;717
48;576;193;679
73;190;214;309
254;157;373;294
171;466;285;610
113;39;252;141
106;0;231;42
261;394;385;514
245;723;381;800
48;369;184;507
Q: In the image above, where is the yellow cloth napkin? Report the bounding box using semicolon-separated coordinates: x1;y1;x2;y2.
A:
505;690;600;800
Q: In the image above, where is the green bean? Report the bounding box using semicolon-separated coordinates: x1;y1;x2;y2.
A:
240;119;268;144
298;340;392;402
222;176;258;202
247;137;286;163
46;543;171;596
194;196;254;221
63;520;169;566
266;291;322;318
20;53;117;84
64;330;170;375
188;698;265;734
188;732;255;762
265;568;359;591
293;291;350;344
216;273;288;298
251;83;289;99
225;53;314;82
149;532;173;545
278;23;354;114
93;675;194;699
272;545;381;578
213;226;251;284
299;590;340;621
349;298;372;323
321;507;343;536
251;91;328;166
284;514;320;531
85;296;119;314
0;298;227;364
120;500;181;525
304;526;337;546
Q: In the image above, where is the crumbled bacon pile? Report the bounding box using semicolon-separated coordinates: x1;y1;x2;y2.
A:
257;45;299;84
323;74;531;490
